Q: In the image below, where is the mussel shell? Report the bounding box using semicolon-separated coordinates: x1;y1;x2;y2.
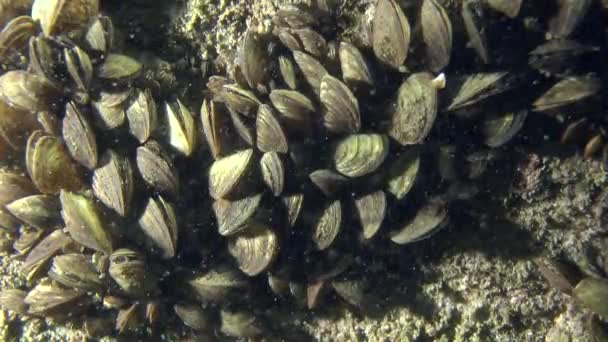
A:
312;200;342;250
548;0;591;39
388;72;437;145
0;16;36;61
174;304;210;331
31;0;100;36
386;148;420;200
309;169;349;198
5;194;62;229
260;152;285;196
165;100;197;156
92;150;134;217
293;51;328;96
220;84;261;117
486;0;522;18
64;46;93;92
22;229;73;281
220;310;263;338
136;140;179;197
256;104;288;154
188;267;248;303
24;282;87;316
420;0;452;72
481;110;527;147
0;70;56;112
0;100;42;151
573;277;608;317
532;75;601;112
208;149;254;200
227;224;279;276
355;190;386;240
269;89;315;125
339;41;373;88
84;15;113;53
26;130;83;194
282;193;304;227
0;289;28;315
126;88;157;144
320;74;361;134
138;195;178;259
333;134;389;178
0;171;37;206
461;0;489;64
108;248;154;297
238;30;269;92
390;198;448;244
213;193;263;236
446;72;509;112
60;190;113;255
278;55;297;90
372;0;411;69
97;54;142;81
62;102;98;170
201;99;228;159
48;253;105;291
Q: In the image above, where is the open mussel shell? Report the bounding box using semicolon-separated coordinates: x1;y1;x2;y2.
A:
388;72;437;145
532;75;601;112
213;193;262;236
260;152;285;196
339;41;373;89
5;194;62;229
136;140;179;198
188;266;248;303
420;0;452;72
26;130;83;194
126;88;157;144
461;0;489;64
238;30;269;92
31;0;100;36
62;101;98;170
355;190;387;240
312;200;342;250
269;89;315;126
321;74;361;134
372;0;410;69
138;195;178;259
446;72;509;112
208;149;254;200
390;198;448;244
21;229;73;281
309;169;349;198
27;36;57;84
0;70;56;112
24;281;88;316
109;248;155;297
333;134;389;178
481;110;527;147
92;150;134;217
548;0;591;39
386;148;420;200
48;253;105;291
256;104;288;154
227;224;279;276
165;100;197;156
293;51;328;97
0;16;36;61
97;54;142;81
486;0;522;18
60;190;113;255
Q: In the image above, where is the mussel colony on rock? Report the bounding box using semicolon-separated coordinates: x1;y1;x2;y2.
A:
0;0;605;338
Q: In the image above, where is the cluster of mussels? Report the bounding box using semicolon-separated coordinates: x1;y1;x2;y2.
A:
0;0;606;339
